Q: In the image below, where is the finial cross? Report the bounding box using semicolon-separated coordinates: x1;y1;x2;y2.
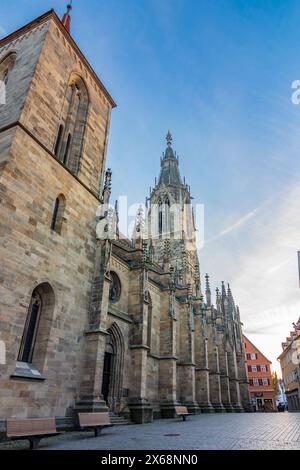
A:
166;130;172;147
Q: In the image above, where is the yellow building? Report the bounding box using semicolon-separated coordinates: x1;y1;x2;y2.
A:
278;319;300;412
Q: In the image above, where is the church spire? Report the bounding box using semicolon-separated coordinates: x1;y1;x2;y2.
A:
62;1;73;34
132;205;145;248
216;287;221;312
157;132;183;186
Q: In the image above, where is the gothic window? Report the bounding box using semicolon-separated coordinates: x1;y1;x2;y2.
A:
3;69;8;85
18;290;42;363
164;197;170;234
109;272;121;303
56;74;89;174
63;133;72;165
157;197;171;237
18;283;55;370
51;194;66;234
0;52;16;85
54;124;64;156
158;199;163;236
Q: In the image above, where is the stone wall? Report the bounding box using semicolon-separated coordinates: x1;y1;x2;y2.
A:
0;12;114;420
0;126;98;418
0;21;50;130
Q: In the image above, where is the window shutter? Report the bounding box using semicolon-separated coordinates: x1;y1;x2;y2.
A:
247;353;251;360
259;379;263;386
257;365;261;372
249;379;253;386
248;365;251;372
266;365;268;372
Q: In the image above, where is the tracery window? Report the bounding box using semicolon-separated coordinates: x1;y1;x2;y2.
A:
18;290;42;363
18;283;55;369
55;74;89;174
0;52;16;85
109;272;121;303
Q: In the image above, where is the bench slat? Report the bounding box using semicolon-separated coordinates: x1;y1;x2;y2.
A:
175;406;189;415
7;418;57;438
78;412;111;428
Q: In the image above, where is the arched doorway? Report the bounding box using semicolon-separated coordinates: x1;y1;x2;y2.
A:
101;323;125;413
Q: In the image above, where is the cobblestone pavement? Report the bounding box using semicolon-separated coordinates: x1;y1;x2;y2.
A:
1;413;300;450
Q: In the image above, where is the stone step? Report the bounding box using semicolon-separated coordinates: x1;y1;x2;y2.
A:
109;412;130;426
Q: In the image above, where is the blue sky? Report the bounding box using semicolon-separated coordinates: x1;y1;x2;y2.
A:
2;0;300;373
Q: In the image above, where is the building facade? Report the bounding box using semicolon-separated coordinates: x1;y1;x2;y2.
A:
278;379;287;409
0;9;251;428
243;336;276;411
278;319;300;412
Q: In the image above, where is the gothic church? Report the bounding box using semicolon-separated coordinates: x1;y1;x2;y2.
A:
0;7;251;428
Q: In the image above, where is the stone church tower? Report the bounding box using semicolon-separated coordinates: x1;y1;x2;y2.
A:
0;8;115;422
0;7;251;429
146;131;200;294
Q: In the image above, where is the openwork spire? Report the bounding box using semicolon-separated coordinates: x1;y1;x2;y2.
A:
221;281;227;299
216;287;221;305
158;132;182;185
205;274;211;307
62;0;73;34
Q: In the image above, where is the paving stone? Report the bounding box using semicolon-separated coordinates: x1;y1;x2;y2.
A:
1;413;299;450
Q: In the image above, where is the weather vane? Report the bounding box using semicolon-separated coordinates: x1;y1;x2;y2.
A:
166;130;172;147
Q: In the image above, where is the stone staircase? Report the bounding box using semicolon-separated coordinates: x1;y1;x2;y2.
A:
109;412;130;426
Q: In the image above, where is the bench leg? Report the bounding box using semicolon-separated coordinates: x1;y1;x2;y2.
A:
94;427;102;437
182;415;186;422
29;437;41;450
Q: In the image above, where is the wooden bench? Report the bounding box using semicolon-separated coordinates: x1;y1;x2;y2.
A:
175;406;189;421
78;412;113;437
6;418;60;450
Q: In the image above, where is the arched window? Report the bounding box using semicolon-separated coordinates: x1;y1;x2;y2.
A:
164;197;170;234
158;199;163;236
109;272;121;303
18;290;42;363
0;52;16;85
51;194;66;234
18;284;55;367
63;133;72;165
54;124;64;156
2;69;8;85
56;74;89;174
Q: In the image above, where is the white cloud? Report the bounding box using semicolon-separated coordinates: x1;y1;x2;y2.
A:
200;181;300;375
206;206;261;244
230;182;300;374
218;207;259;238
